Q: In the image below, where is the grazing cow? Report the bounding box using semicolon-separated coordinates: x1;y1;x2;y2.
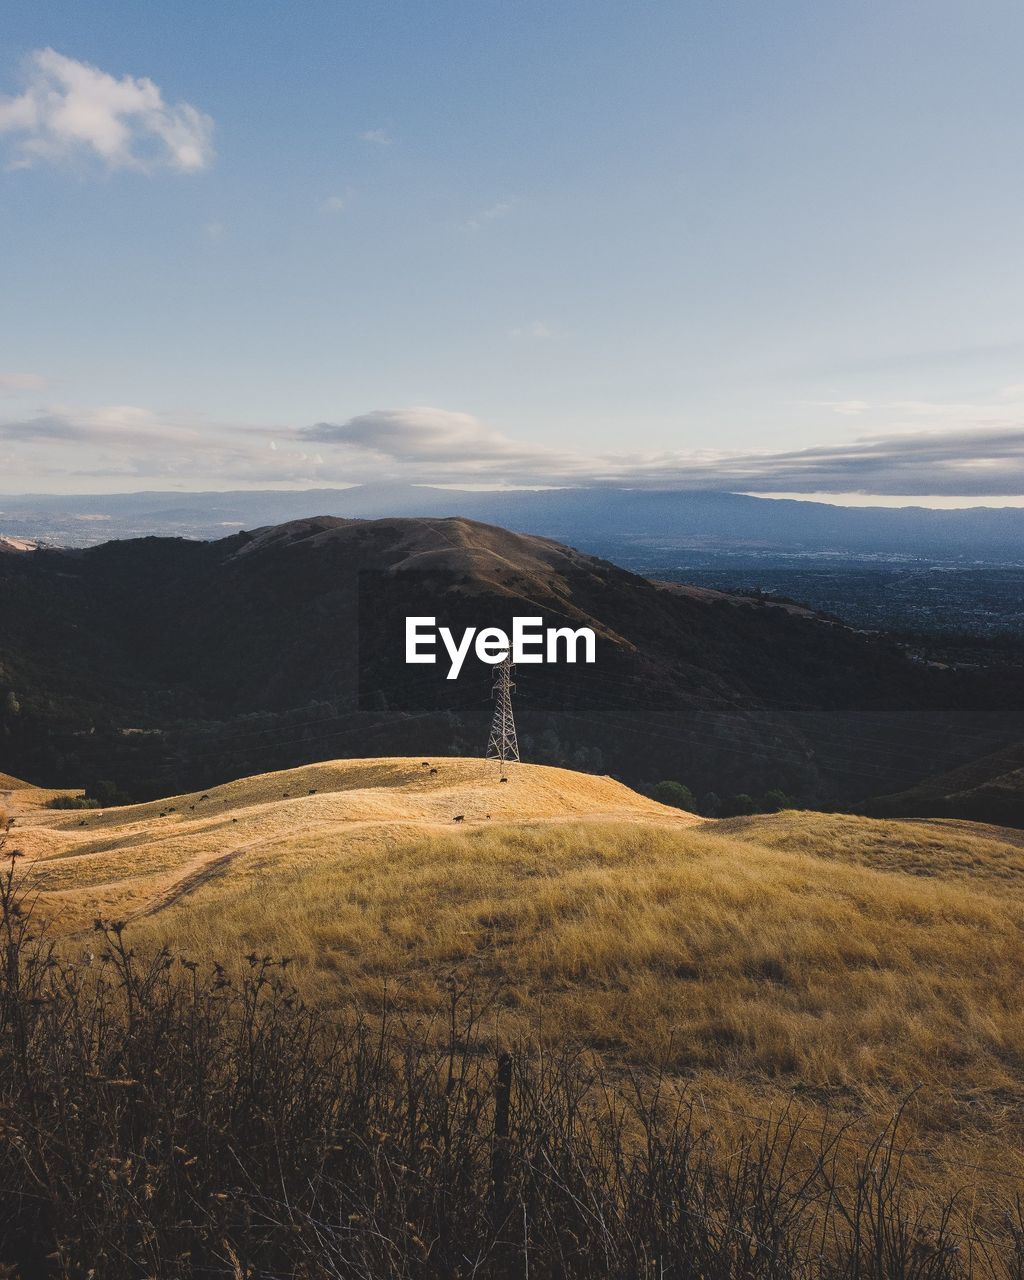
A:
421;761;430;768
500;777;508;783
453;814;465;823
430;767;438;776
308;788;317;795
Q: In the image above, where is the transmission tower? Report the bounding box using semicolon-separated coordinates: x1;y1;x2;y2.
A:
486;656;520;765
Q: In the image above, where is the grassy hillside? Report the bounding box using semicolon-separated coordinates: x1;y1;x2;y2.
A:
10;756;1024;1217
12;757;694;928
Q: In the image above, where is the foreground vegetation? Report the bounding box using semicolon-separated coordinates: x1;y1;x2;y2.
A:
2;838;1023;1278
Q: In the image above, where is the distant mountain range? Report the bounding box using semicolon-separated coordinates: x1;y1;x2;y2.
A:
1;515;1020;819
3;486;1024;562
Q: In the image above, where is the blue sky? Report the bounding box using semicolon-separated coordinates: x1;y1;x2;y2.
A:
2;0;1024;500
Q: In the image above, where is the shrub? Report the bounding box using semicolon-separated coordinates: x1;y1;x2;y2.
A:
46;794;101;810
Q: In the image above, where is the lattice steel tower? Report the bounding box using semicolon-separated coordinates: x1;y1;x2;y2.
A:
486;656;520;764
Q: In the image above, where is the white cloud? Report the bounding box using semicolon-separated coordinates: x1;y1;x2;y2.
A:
510;320;559;340
322;192;349;214
0;372;45;394
6;390;1024;497
0;403;325;489
813;399;870;416
463;199;513;232
0;49;214;173
359;128;392;146
0;404;202;447
303;407;567;467
299;400;1024;495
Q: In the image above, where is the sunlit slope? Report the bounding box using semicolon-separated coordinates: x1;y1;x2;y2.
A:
14;758;1023;1093
1;772;84;812
10;759;1024;1198
717;808;1024;883
124;805;1024;1084
12;757;697;927
121;793;1024;1203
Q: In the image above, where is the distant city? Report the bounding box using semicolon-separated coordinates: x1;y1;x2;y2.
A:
598;552;1024;639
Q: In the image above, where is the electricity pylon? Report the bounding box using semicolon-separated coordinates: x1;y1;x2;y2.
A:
486;656;520;764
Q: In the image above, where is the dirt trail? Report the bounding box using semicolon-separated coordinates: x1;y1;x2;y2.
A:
128;842;262;921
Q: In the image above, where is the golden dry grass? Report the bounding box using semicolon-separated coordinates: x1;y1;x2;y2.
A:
719;808;1024;884
9;757;695;927
1;772;85;813
8;756;1024;1206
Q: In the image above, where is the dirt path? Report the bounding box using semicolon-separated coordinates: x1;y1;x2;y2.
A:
127;842;261;922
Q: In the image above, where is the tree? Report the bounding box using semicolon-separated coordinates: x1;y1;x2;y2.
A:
762;789;794;812
650;780;698;811
88;779;129;807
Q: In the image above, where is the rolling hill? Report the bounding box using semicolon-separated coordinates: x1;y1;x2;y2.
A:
869;740;1024;826
1;515;1020;814
0;769;83;812
8;755;1024;1213
9;756;697;930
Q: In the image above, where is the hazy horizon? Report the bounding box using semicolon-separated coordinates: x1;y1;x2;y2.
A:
5;483;1024;512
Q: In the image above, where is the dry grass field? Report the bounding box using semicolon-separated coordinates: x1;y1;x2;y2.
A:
7;756;1024;1217
1;770;85;812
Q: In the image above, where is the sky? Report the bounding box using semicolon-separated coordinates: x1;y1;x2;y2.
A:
1;0;1024;502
